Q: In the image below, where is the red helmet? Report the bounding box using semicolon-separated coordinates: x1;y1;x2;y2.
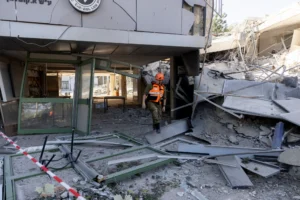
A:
155;73;164;81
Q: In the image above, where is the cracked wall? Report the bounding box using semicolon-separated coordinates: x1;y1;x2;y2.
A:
0;0;207;36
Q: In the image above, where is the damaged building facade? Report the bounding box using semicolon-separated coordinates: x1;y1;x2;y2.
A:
0;0;213;135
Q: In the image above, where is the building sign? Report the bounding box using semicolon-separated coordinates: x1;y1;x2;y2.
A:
7;0;52;6
69;0;101;13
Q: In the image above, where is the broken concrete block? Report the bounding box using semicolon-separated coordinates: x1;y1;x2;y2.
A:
228;135;239;145
177;192;185;197
73;177;80;183
191;190;208;200
227;124;234;130
61;191;68;199
259;126;271;135
114;195;133;200
187;180;197;188
235;126;259;138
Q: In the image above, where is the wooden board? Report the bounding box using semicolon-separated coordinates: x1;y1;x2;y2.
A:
217;156;253;189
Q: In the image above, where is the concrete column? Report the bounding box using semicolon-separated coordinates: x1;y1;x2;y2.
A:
138;73;146;105
109;74;115;96
170;58;177;119
121;75;127;99
291;28;300;51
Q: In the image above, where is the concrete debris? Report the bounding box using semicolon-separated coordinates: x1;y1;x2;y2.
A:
287;133;300;143
278;148;300;166
228;135;239;145
260;126;271;135
227;124;234;130
293;196;300;200
176;191;185;197
73;177;80;183
114;194;133;200
190;190;208;200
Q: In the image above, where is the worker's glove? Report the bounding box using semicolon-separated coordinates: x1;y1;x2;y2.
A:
162;106;166;112
142;103;146;109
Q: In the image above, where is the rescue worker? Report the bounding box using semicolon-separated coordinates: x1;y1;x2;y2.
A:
142;72;166;134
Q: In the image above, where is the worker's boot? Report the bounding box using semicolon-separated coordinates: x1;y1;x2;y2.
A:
153;124;157;134
156;124;161;134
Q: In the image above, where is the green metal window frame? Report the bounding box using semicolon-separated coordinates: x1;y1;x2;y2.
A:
17;54;96;135
18;98;73;135
3;133;143;199
16;54;142;135
85;146;175;184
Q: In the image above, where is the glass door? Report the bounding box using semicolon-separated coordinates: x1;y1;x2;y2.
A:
74;58;95;135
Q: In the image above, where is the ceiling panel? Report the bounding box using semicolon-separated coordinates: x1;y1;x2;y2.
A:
0;38;25;51
130;46;161;55
112;45;140;55
48;42;71;52
12;38;53;52
93;44;118;55
72;42;95;54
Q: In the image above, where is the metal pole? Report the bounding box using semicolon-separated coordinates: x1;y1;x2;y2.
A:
39;136;48;163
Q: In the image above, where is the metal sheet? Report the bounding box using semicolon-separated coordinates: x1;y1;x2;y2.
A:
5;21;206;48
274;98;300;112
177;144;281;157
16;0;59;24
0;1;16;21
82;0;135;31
223;96;286;118
280;111;300;126
184;0;206;7
129;31;205;48
137;0;182;34
236;157;280;178
145;119;190;144
217;156;253;189
114;0;137;21
182;9;195;35
50;0;82;26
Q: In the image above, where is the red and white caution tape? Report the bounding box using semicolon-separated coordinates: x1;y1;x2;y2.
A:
0;132;86;200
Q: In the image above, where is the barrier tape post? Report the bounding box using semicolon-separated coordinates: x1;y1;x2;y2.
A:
0;132;86;200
